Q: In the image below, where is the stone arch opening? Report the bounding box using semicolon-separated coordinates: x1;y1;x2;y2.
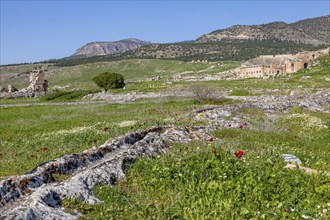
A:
304;63;308;68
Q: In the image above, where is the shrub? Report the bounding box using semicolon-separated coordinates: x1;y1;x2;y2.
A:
190;84;217;101
189;84;232;105
92;72;125;92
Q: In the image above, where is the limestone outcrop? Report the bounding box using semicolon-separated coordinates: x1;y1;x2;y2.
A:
0;126;214;219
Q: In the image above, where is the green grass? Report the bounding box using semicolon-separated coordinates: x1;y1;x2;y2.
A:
45;59;240;91
39;90;97;102
228;89;257;96
0;98;218;176
1;55;329;94
61;113;330;219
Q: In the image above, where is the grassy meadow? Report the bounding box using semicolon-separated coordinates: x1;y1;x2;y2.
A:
0;54;330;218
62;111;330;219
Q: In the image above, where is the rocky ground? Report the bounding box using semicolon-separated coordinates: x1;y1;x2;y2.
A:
0;89;329;219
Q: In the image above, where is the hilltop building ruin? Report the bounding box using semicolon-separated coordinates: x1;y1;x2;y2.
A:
238;48;329;78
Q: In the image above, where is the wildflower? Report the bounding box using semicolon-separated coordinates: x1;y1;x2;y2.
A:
0;153;3;157
239;125;244;129
234;150;244;157
323;209;327;213
209;137;214;142
31;154;35;158
302;214;309;219
103;127;109;132
212;149;217;154
317;205;321;209
42;147;48;151
37;150;40;153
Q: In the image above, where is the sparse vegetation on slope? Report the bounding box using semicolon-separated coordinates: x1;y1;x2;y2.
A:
52;40;326;67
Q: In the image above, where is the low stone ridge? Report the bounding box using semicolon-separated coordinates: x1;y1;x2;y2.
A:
0;126;214;219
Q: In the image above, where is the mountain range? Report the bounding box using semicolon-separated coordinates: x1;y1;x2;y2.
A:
71;15;329;58
44;15;329;66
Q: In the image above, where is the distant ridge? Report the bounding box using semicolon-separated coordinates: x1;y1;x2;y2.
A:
196;15;330;45
72;38;150;57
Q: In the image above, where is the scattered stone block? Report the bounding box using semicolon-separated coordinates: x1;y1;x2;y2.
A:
282;154;302;164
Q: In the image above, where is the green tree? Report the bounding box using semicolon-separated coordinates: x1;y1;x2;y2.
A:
92;72;125;92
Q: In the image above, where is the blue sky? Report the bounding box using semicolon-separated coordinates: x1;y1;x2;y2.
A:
1;0;329;65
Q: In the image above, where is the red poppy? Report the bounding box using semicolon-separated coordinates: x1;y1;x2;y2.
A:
234;150;244;157
103;127;109;132
0;153;3;157
31;154;35;158
42;147;48;151
212;149;217;154
209;137;214;142
239;125;244;129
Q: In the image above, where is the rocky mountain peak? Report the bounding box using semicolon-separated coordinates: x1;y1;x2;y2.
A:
72;38;150;57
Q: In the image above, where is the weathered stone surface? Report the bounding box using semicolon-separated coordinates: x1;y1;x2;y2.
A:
27;67;48;93
192;89;330;127
282;154;302;164
0;126;216;219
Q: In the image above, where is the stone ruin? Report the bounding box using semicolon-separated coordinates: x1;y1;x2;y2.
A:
0;67;48;98
27;67;48;92
237;47;330;79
